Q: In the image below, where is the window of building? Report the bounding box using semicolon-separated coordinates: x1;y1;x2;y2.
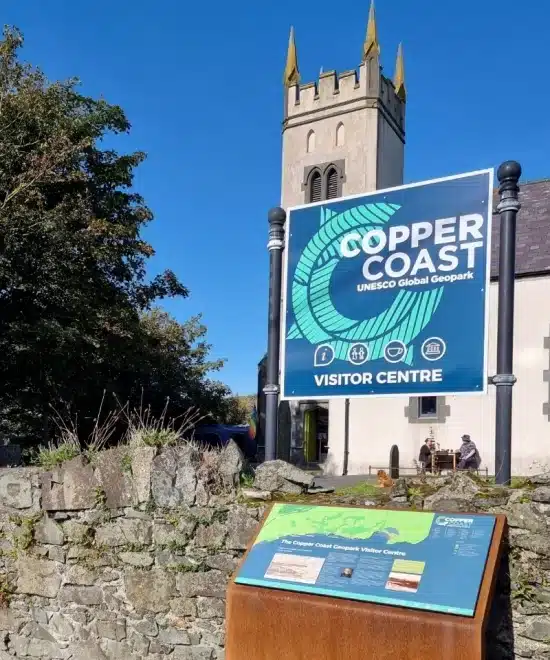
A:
309;170;322;203
303;160;345;204
419;396;437;418
307;130;316;154
336;122;345;147
326;167;339;199
405;396;450;424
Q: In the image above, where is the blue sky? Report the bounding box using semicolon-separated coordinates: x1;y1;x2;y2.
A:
4;0;549;395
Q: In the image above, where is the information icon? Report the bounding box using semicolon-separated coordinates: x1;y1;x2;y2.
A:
314;344;335;367
421;337;446;361
383;340;407;364
348;343;369;366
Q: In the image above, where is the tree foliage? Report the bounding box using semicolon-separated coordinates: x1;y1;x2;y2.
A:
221;395;256;426
0;27;236;446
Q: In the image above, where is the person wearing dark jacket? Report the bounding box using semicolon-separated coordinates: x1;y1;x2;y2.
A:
457;435;480;470
419;438;434;472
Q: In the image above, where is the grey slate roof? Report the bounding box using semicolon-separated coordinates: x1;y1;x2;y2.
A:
491;179;550;278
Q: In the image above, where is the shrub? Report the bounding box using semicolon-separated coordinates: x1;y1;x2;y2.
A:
33;440;80;469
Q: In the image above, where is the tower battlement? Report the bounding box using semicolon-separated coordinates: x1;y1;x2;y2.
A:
282;3;406;142
284;63;404;139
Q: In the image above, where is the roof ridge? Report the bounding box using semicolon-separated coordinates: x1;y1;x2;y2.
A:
492;176;550;190
518;176;550;186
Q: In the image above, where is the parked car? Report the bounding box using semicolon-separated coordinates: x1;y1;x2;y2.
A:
194;424;256;460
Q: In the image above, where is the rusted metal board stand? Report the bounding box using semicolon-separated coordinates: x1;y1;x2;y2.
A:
226;507;506;660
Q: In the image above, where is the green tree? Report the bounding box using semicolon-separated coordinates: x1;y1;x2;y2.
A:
219;395;256;425
0;27;232;446
133;309;232;420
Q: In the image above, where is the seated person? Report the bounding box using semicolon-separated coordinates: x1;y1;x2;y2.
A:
457;434;480;470
419;438;434;472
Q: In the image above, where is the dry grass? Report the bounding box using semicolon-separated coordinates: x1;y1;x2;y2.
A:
119;396;203;449
52;391;120;454
32;392;204;468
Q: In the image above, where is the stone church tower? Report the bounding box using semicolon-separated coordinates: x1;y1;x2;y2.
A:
277;2;408;467
281;2;406;209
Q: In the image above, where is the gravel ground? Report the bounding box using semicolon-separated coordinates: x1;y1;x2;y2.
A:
312;474;376;490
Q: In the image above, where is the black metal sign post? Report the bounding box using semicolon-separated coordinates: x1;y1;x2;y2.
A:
493;161;521;485
264;207;286;462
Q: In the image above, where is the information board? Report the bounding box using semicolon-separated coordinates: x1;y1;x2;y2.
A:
281;170;493;400
235;504;496;616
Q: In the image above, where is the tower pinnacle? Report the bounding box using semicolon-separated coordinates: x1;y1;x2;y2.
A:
394;42;406;102
283;26;300;87
362;0;380;61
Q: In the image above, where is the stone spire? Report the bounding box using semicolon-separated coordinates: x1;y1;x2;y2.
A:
283;26;300;87
394;42;406;102
362;0;380;61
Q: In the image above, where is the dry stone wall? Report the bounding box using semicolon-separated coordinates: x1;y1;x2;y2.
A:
1;446;550;660
0;443;258;660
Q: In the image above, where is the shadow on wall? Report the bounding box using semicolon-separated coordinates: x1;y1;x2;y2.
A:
486;532;514;660
0;444;22;467
277;401;291;462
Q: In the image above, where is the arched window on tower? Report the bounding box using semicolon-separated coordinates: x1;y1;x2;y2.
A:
326;167;339;199
306;130;316;154
309;170;322;202
336;122;345;147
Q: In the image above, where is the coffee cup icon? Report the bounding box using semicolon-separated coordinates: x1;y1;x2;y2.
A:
384;341;407;363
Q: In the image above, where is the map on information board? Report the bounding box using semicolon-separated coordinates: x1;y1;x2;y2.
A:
235;504;496;616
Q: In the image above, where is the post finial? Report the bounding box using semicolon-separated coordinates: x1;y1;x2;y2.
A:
497;161;522;187
394;42;406;102
268;207;286;227
362;0;380;61
283;26;300;88
497;161;521;214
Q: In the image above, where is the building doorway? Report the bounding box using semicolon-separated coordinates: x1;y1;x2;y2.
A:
303;406;329;464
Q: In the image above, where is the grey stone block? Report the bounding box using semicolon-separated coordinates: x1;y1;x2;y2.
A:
59;586;103;606
158;626;191;645
172;646;215;660
41;456;99;511
16;557;62;598
0;470;32;509
94;447;138;508
124;570;175;613
130;446;157;503
95;518;152;547
151;446;199;508
119;551;154;567
35;514;64;546
225;508;258;550
176;570;226;598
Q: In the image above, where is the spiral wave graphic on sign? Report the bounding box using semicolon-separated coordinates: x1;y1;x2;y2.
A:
287;202;445;365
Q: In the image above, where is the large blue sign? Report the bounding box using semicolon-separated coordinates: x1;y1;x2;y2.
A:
235;504;496;617
282;170;493;400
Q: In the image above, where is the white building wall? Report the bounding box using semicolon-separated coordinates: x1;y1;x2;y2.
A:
324;275;550;477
